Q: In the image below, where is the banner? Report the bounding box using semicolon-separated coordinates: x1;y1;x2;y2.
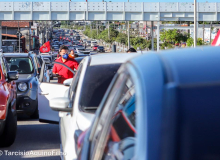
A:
211;30;220;46
40;41;50;53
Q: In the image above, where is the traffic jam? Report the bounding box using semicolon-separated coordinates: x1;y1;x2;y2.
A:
1;27;220;160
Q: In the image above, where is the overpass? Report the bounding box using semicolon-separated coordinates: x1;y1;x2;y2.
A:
0;2;219;21
0;2;219;51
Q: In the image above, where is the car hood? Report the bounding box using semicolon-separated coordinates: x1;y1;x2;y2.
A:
15;74;35;82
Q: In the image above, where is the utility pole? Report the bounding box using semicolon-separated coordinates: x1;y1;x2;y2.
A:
210;21;212;45
151;21;154;51
128;21;130;49
203;21;205;44
96;21;98;36
127;0;130;49
108;21;110;39
194;0;197;47
18;21;20;53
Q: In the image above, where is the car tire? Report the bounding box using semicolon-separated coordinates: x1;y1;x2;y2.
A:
0;109;17;147
30;99;39;119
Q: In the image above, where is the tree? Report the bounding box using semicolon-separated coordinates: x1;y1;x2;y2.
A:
186;37;204;47
98;28;119;43
160;29;188;44
115;33;128;45
130;37;148;50
187;37;194;47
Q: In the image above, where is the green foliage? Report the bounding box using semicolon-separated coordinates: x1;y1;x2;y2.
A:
187;37;194;47
130;37;148;50
145;38;157;51
98;28;119;43
160;41;174;50
160;29;189;44
73;25;84;30
197;38;204;46
115;33;128;45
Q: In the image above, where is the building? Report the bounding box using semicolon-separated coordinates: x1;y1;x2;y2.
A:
1;21;33;52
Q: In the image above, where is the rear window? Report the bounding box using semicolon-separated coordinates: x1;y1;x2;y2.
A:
6;57;34;74
79;64;121;113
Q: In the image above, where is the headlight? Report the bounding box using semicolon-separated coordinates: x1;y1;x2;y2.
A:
18;82;28;92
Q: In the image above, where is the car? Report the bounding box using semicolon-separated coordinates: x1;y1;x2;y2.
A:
37;55;53;80
38;53;141;160
91;41;97;48
93;45;99;51
76;48;85;54
77;46;220;160
4;52;48;119
0;52;18;147
86;41;91;46
97;46;105;52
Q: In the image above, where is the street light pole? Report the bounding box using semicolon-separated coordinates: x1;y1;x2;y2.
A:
127;0;130;49
108;21;110;39
194;0;197;47
18;21;20;53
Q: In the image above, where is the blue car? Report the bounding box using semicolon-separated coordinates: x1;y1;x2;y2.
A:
77;46;220;160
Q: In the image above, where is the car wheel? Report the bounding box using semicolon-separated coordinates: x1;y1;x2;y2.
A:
30;99;39;119
0;109;17;147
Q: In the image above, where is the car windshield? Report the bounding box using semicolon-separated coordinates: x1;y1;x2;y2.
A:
79;63;121;113
6;57;34;74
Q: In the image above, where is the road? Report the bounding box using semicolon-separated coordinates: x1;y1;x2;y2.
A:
0;115;60;160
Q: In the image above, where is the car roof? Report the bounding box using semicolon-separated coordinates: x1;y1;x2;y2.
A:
130;46;220;86
3;53;29;57
90;53;141;66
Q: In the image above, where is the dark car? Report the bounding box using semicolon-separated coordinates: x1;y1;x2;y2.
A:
4;52;43;118
77;46;220;160
0;52;18;147
97;46;105;53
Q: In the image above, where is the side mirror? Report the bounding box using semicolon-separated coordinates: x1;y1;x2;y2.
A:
7;71;19;81
50;97;72;112
63;78;73;86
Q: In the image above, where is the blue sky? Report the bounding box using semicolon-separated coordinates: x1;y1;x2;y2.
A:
0;0;219;2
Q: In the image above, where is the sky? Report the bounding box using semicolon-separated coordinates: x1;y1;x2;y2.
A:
0;0;219;2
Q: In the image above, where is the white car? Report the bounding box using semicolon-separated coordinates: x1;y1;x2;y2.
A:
76;47;85;53
91;41;97;48
37;53;141;160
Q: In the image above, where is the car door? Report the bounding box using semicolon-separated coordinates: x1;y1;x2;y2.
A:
38;61;75;123
89;72;136;160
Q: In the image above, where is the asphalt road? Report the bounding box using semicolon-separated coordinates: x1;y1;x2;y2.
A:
0;115;60;160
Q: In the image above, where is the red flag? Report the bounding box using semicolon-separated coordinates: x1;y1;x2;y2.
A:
212;30;220;46
40;41;50;53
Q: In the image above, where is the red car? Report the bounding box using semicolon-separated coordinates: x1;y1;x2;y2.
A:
93;45;99;51
0;52;19;147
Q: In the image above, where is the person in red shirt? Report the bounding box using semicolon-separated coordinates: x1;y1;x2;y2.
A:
53;45;79;84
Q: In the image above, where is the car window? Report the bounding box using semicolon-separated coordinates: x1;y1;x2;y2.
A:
33;56;40;74
69;64;83;106
0;58;6;79
79;63;121;113
91;74;136;160
6;57;34;74
1;58;8;77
